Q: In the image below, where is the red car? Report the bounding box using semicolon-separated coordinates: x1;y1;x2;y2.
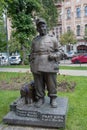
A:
71;54;87;63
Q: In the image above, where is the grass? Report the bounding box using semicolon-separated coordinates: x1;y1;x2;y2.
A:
58;76;87;130
0;72;87;130
0;65;29;68
0;90;20;123
0;64;87;70
60;65;87;70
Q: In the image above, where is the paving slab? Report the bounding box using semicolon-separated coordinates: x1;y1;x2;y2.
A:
0;68;87;76
0;125;57;130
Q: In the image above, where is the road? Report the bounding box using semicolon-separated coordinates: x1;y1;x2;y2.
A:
60;59;87;66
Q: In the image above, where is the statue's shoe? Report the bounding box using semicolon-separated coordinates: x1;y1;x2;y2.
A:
35;98;44;108
50;98;57;108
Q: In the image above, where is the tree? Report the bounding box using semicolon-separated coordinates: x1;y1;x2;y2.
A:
4;0;42;64
60;30;77;47
0;0;5;15
0;0;7;52
0;24;7;52
40;0;58;29
4;0;58;64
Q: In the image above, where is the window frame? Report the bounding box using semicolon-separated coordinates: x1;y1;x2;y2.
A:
76;7;81;18
67;8;71;19
67;26;71;31
76;25;80;36
84;6;87;16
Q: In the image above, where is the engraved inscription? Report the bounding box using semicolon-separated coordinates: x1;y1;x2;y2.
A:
27;111;38;118
41;114;64;122
16;109;38;118
16;109;64;122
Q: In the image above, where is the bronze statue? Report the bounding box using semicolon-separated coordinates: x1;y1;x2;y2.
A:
20;81;36;104
30;18;61;108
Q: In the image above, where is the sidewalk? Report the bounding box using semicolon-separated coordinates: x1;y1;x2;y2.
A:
0;124;57;130
0;68;87;76
59;69;87;76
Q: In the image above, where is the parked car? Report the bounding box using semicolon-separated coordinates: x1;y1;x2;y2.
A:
9;55;21;65
0;55;9;65
71;54;87;63
65;51;76;59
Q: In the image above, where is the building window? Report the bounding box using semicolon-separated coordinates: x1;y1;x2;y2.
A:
85;24;87;35
67;8;71;19
85;24;87;29
77;45;87;53
76;0;80;2
76;7;81;18
60;27;62;34
67;26;70;31
77;25;80;36
84;6;87;16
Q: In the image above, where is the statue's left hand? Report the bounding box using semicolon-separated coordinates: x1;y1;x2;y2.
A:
48;54;57;61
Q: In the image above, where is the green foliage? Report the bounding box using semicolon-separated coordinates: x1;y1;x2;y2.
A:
54;0;64;2
60;30;77;45
0;1;8;52
57;75;76;92
2;0;58;64
0;0;5;15
0;30;7;52
0;17;7;52
5;0;41;36
0;90;19;123
4;0;42;64
41;0;58;29
60;65;87;70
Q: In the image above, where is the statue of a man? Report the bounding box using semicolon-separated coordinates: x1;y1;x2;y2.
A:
30;18;61;108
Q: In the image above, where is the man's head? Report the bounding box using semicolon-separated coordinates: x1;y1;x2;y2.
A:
36;18;47;36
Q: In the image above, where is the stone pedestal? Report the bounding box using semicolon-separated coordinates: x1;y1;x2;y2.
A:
3;97;68;128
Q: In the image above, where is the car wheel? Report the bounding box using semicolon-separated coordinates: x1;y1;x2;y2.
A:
74;60;80;64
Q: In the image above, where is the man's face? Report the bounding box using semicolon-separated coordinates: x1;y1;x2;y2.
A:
37;23;47;36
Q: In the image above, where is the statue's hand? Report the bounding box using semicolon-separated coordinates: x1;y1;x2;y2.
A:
48;54;57;61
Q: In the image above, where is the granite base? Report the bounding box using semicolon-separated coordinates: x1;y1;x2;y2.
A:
3;97;68;128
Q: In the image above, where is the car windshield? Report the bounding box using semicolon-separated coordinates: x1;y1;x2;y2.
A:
2;57;5;59
11;57;16;59
68;51;73;54
84;54;87;56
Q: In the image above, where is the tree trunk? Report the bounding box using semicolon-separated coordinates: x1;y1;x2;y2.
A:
21;44;26;65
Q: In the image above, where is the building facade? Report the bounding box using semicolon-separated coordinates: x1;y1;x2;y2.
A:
53;0;62;40
54;0;87;54
62;0;87;53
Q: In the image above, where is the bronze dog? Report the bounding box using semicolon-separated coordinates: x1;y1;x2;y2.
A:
20;81;36;104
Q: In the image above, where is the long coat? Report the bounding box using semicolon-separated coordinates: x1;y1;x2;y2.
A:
30;34;61;74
